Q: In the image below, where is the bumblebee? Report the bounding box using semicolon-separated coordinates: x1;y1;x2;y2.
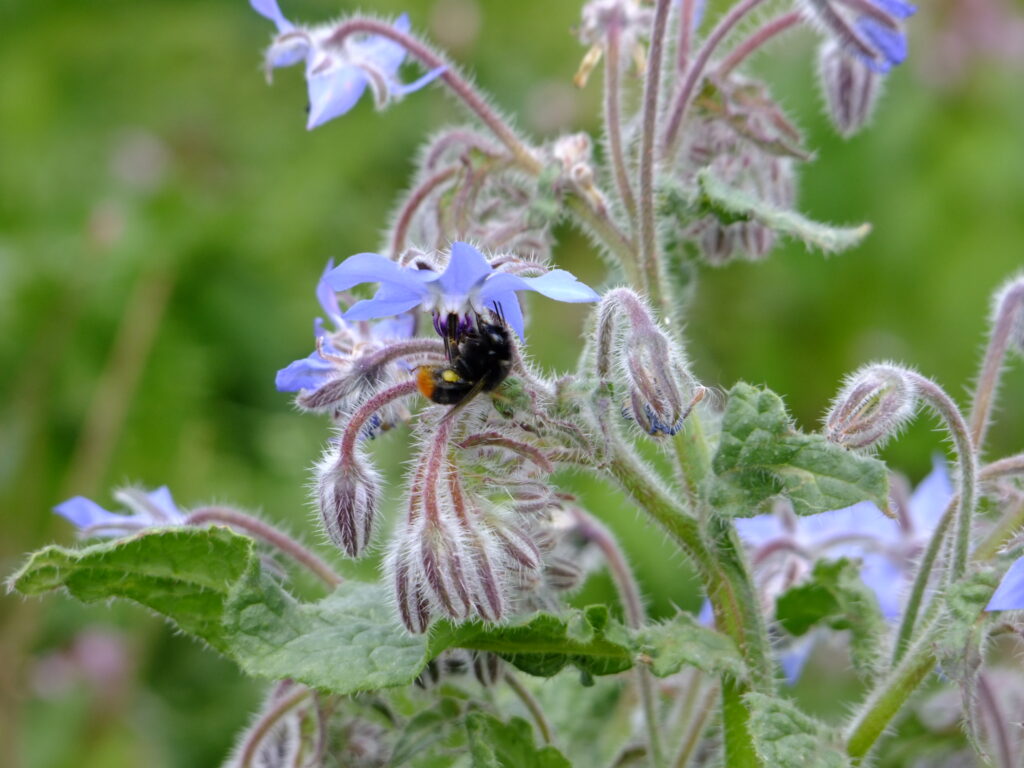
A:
417;312;513;406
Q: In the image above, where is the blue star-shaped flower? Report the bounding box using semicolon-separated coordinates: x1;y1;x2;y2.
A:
55;487;185;538
324;242;600;339
250;1;445;129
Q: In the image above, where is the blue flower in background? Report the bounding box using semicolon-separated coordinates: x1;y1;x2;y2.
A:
987;558;1024;611
735;459;952;682
804;0;916;73
55;487;185;538
250;1;444;129
325;241;600;339
276;260;415;393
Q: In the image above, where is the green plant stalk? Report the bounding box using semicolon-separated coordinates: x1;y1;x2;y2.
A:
607;440;770;766
846;615;940;762
672;410;712;508
890;497;955;665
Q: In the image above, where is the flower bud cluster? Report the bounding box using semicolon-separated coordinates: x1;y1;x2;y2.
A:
675;76;802;264
549;133;609;217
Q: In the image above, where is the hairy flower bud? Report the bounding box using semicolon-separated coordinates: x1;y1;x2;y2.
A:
472;652;505;687
818;41;882;138
825;363;918;450
624;327;704;438
992;274;1024;355
315;445;381;558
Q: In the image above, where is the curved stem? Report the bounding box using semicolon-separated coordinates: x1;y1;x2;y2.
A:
239;687;313;768
671;683;719;768
890;497;955;665
185;508;342;589
325;20;539;172
569;507;664;767
604;20;639;230
715;12;803;77
677;0;700;72
662;0;770;159
391;166;459;256
906;373;977;584
969;281;1024;451
980;453;1024;482
504;672;554;745
638;0;673;305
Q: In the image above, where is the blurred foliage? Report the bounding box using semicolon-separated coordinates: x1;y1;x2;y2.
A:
1;0;1022;765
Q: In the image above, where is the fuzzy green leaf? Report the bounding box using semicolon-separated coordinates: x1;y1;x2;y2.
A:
746;693;849;768
775;558;885;678
465;712;571;768
8;526;256;653
632;612;746;679
697;169;870;254
434;605;633;678
712;383;889;517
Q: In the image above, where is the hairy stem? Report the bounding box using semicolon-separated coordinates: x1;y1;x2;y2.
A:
391;166;460;256
662;0;770;158
239;686;313;768
504;672;554;745
890;497;955;665
721;678;759;768
715;12;803;77
677;0;700;72
671;682;719;768
638;0;673;306
570;507;664;767
969;280;1024;452
185;507;342;589
604;19;638;231
906;372;977;583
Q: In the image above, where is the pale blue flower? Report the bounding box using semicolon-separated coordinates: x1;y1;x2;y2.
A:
325;241;600;339
250;1;444;129
276;260;415;393
55;487;185;538
805;0;916;74
988;558;1024;611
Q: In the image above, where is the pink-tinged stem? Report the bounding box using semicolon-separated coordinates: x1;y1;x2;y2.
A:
326;20;539;172
457;431;554;474
969;280;1024;451
677;0;699;72
604;18;638;227
239;686;313;768
638;0;674;305
662;0;770;159
391;166;460;256
716;11;803;77
186;507;342;589
339;380;419;466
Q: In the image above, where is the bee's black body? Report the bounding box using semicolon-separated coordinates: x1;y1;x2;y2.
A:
417;312;513;406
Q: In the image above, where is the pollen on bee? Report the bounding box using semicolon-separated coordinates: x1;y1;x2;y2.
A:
441;369;461;383
416;367;437;400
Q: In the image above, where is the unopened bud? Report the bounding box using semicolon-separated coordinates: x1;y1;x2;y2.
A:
992;274;1024;355
818;41;881;138
544;556;585;591
825;363;917;450
625;334;704;438
315;445;380;558
472;652;505;687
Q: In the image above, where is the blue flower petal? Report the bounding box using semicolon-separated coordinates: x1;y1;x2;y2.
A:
482;269;601;305
147;486;181;521
908;457;953;534
344;294;425;322
359;13;410;75
988;557;1024;611
391;66;447;97
276;351;336;392
857;18;907;70
860;553;904;619
373;312;416;339
307;65;370;129
54;497;124;530
438;242;496;298
734;514;787;547
779;635;815;685
250;0;294;32
869;0;916;19
315;260;343;326
326;252;430;295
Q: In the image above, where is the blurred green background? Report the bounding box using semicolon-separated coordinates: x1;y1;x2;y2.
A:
2;0;1022;765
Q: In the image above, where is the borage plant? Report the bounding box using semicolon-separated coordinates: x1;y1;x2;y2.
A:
11;0;1024;766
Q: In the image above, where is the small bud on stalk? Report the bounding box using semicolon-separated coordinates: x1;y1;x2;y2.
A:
818;41;882;137
315;445;381;558
826;363;918;450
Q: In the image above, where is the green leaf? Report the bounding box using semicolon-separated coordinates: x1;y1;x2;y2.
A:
8;526;256;653
745;693;849;768
631;612;746;679
935;567;1000;678
465;712;571;768
697;169;870;254
433;605;633;678
775;558;885;679
711;383;889;517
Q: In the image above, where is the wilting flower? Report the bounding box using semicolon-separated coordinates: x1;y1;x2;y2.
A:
250;1;444;129
55;487;185;538
802;0;916;74
735;459;952;680
325;241;600;339
275;260;415;397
